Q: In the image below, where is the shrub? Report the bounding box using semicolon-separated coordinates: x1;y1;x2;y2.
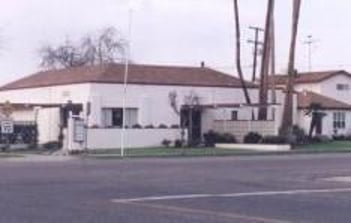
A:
132;124;142;129
292;125;308;145
261;135;288;145
333;135;346;141
171;124;180;129
243;132;262;144
219;133;237;143
203;130;237;147
144;124;155;129
203;130;217;147
174;139;183;148
158;124;168;129
310;135;331;143
162;139;172;147
42;141;62;150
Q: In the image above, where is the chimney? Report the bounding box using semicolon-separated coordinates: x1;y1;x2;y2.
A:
200;61;205;68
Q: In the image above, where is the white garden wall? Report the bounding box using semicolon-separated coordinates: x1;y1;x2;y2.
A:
86;128;184;149
213;120;277;142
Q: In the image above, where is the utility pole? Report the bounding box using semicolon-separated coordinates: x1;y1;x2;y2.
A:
304;35;315;72
247;26;264;82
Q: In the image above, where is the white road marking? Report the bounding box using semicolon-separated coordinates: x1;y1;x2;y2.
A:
323;176;351;183
112;188;351;203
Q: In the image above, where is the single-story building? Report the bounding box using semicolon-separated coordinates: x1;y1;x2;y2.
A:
0;63;285;149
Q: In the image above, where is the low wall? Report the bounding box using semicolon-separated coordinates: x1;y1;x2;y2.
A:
216;144;291;152
86;128;184;149
213;120;278;142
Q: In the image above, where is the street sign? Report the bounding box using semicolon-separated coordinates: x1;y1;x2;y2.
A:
1;120;14;134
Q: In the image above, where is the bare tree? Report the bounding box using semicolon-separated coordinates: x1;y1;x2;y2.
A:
233;0;252;105
258;0;275;120
169;91;186;146
39;27;127;69
280;0;302;136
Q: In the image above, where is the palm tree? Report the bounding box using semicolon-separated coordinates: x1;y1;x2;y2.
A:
258;0;275;120
280;0;302;136
233;0;251;105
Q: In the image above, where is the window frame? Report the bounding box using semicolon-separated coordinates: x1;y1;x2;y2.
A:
333;112;346;129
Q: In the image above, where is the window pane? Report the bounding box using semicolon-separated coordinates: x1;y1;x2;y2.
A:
112;109;123;127
231;111;238;121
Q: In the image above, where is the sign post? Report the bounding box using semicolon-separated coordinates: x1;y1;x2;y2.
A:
0;101;14;151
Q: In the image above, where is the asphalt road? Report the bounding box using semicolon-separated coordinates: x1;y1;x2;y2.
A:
1;154;351;223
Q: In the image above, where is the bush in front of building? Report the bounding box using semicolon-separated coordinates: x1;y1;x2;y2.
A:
158;124;168;129
243;132;262;144
203;130;237;147
42;141;62;150
171;124;180;129
261;135;288;145
132;124;142;129
292;125;308;145
331;134;351;141
144;124;155;129
162;139;172;147
310;135;332;143
174;139;183;148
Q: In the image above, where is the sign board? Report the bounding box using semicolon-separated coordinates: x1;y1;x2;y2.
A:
73;119;85;143
1;120;14;134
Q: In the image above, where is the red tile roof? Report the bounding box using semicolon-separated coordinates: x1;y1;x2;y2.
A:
297;91;351;110
0;63;257;91
269;70;351;85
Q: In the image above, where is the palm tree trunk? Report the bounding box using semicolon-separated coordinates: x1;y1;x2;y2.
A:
270;7;277;120
233;0;251;105
258;0;275;120
280;0;302;135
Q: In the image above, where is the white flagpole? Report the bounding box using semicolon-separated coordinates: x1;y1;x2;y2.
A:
121;6;133;157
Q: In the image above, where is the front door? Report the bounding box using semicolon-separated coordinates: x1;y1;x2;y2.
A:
181;108;202;146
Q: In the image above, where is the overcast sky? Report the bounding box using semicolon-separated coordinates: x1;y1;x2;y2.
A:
0;0;349;83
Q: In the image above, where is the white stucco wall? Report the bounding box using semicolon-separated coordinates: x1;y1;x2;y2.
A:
294;74;351;105
37;108;61;144
319;75;351;105
88;83;261;128
86;128;184;149
11;110;36;121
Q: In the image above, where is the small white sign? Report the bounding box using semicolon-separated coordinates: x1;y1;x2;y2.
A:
74;119;85;143
1;120;14;134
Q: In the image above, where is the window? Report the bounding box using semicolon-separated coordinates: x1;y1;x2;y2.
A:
337;84;349;91
231;111;238;121
102;108;138;127
333;112;346;129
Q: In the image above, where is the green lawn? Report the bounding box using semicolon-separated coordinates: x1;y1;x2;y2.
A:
87;141;351;159
87;147;262;158
296;141;351;152
0;153;22;158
